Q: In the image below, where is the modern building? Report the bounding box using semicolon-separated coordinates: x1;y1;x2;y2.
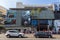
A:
53;2;60;11
53;2;60;33
5;2;55;31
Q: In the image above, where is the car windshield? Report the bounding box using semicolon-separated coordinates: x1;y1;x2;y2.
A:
38;31;48;34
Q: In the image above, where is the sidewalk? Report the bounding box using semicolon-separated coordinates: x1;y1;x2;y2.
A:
53;34;60;39
25;34;34;38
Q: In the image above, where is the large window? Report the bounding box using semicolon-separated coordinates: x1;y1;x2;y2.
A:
39;20;48;25
5;10;17;25
21;10;31;26
54;4;58;11
7;10;16;18
9;14;14;18
4;19;16;24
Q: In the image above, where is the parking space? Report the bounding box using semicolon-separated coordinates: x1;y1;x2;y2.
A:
0;34;60;40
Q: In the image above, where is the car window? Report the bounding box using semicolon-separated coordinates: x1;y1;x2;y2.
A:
44;32;51;34
39;32;44;34
9;31;19;33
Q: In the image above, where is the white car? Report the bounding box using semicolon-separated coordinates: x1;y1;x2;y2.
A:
5;30;24;38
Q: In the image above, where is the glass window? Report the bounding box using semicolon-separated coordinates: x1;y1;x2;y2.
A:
4;19;16;24
9;14;14;18
7;10;17;18
21;10;31;26
11;19;16;24
59;4;60;7
39;20;48;25
9;31;18;33
59;8;60;10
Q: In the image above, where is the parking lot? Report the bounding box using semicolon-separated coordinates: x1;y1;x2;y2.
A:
0;34;60;40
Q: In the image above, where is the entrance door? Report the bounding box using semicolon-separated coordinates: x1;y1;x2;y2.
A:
37;20;49;31
37;24;48;31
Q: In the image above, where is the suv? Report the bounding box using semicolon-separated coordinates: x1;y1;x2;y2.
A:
5;30;24;38
34;31;52;38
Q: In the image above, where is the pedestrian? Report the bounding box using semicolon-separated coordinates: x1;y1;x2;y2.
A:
24;21;28;26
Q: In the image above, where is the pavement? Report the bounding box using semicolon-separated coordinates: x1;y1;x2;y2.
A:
0;34;60;40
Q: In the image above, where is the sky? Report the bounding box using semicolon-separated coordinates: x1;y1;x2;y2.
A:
0;0;59;9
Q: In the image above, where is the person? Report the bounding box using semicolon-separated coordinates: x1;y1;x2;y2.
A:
21;29;23;33
19;29;21;32
24;21;28;26
23;29;27;33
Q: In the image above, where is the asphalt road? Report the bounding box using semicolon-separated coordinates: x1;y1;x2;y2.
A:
0;34;60;40
0;38;60;40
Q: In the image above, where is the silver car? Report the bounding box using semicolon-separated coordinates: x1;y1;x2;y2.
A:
5;30;24;38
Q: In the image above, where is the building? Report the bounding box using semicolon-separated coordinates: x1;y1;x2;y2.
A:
0;6;7;24
53;2;60;11
53;2;60;33
5;2;55;31
4;10;16;26
30;7;55;31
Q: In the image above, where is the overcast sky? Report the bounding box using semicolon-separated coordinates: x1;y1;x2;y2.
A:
0;0;59;9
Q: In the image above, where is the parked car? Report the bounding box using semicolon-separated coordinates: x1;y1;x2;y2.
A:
34;31;52;38
5;30;25;38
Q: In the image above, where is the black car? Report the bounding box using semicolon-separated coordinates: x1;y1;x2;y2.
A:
34;31;52;38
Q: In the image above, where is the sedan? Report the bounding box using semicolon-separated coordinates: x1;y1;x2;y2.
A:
34;31;52;38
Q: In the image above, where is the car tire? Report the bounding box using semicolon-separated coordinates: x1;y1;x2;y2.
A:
50;36;52;38
6;35;10;38
18;35;22;38
49;36;52;38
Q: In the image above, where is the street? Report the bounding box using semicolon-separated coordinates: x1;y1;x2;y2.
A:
0;34;60;40
0;38;58;40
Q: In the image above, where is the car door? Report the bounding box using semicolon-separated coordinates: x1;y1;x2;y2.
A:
39;32;44;37
9;31;19;36
13;31;19;36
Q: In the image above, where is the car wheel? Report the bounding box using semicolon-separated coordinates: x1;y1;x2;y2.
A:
49;36;52;38
6;35;10;38
18;35;22;38
50;36;52;38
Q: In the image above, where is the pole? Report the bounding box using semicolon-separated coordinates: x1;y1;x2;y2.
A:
48;25;50;31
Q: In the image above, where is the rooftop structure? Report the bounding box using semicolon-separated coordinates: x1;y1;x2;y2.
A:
0;6;7;24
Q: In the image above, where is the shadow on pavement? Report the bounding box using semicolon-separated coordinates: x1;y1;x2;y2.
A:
7;36;28;38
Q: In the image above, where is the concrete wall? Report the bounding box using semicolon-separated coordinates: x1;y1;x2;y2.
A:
16;10;22;27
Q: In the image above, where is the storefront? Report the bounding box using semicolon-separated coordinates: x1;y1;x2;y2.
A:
31;9;55;31
31;19;54;31
5;7;54;31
